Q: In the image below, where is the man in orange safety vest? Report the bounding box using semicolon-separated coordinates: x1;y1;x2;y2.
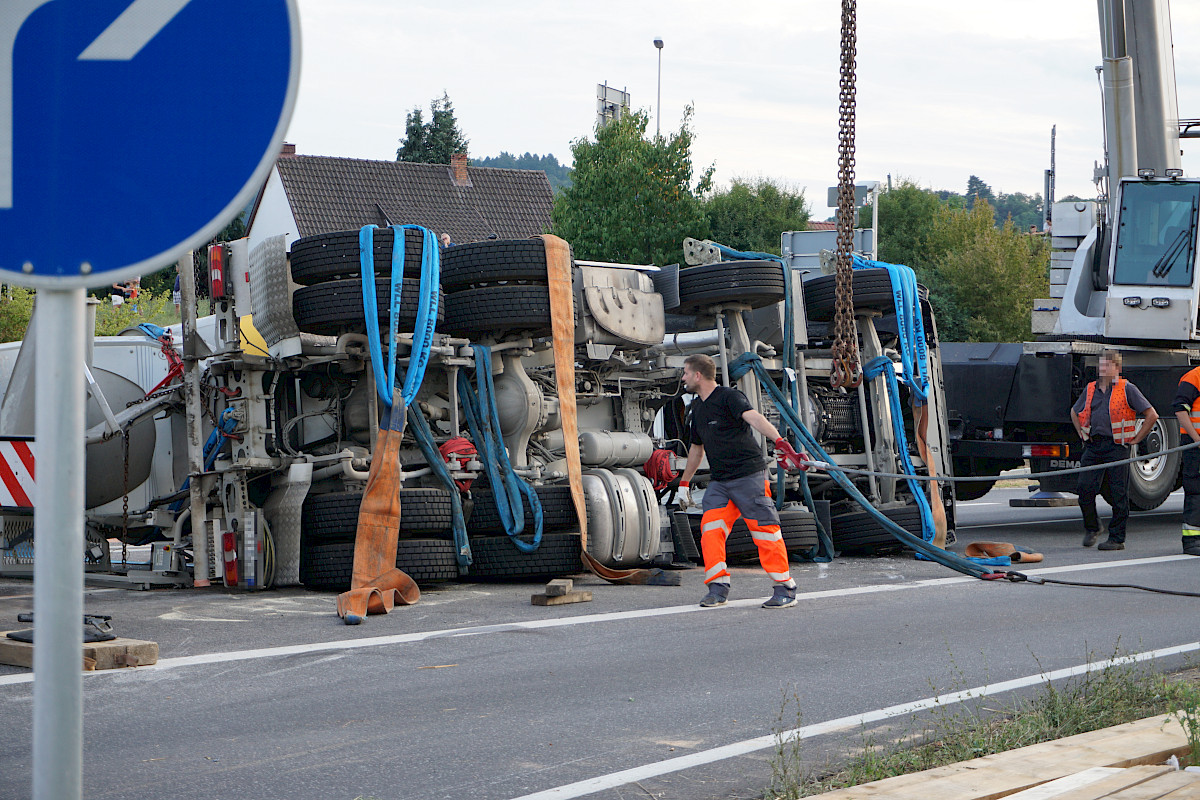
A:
1070;350;1158;551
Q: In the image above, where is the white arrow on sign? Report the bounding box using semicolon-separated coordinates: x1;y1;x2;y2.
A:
0;0;193;209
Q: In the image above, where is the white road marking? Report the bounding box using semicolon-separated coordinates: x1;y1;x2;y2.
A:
78;0;192;61
0;555;1192;689
507;641;1200;800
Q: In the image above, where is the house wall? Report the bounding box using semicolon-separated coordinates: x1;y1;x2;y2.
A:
247;168;299;253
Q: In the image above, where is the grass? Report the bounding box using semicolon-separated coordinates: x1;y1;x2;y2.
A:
763;653;1198;800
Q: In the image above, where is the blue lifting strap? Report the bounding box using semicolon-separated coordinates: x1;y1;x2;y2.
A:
359;224;440;408
853;253;929;404
863;356;936;544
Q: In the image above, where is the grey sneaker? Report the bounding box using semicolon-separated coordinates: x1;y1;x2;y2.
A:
762;584;798;609
700;583;729;607
1097;539;1125;551
1082;530;1099;548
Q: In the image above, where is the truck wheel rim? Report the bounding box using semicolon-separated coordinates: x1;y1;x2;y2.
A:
1134;419;1167;482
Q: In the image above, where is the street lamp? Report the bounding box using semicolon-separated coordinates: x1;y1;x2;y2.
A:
653;38;664;137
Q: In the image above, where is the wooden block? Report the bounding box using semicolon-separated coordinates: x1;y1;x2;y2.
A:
0;632;158;671
544;578;573;597
531;590;592;606
1108;771;1200;800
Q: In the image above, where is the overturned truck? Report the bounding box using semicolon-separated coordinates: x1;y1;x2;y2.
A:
0;227;957;589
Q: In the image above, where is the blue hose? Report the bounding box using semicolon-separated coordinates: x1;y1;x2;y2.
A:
729;353;988;579
456;345;543;553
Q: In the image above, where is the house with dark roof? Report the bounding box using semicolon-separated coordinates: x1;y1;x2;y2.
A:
247;146;555;252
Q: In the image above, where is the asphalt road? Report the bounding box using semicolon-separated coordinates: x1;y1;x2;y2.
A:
1;487;1197;800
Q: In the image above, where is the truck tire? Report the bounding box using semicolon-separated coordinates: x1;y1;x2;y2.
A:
830;505;925;553
292;277;444;336
462;532;583;580
301;489;455;544
441;284;554;338
675;261;786;313
289;228;426;285
440;240;553;291
1127;418;1180;511
686;507;819;561
299;539;459;590
467;484;578;535
803;269;928;322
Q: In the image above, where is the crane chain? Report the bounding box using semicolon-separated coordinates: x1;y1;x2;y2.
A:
832;0;862;389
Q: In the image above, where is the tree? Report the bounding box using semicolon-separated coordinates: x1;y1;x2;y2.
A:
551;107;713;266
992;191;1044;232
966;175;995;209
929;200;1050;342
474;151;573;193
703;178;810;255
396;92;469;164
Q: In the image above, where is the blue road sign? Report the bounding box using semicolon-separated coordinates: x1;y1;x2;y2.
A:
0;0;299;287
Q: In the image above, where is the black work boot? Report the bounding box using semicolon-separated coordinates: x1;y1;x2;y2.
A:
1184;536;1200;556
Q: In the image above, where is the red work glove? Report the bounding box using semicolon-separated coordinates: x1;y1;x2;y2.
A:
775;437;808;471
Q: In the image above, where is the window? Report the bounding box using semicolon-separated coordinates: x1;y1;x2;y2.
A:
1111;181;1199;287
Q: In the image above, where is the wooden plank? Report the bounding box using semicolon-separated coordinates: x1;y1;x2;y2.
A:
1004;768;1124;800
531;591;592;606
1107;772;1200;800
0;632;158;670
1045;766;1173;800
1158;781;1200;800
810;715;1188;800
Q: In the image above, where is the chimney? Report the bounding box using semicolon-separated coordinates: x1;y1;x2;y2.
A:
450;153;469;186
280;142;297;158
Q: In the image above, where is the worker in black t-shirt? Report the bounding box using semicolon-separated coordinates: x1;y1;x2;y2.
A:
676;354;805;609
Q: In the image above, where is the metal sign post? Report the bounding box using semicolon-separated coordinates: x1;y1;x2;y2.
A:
31;286;86;800
0;2;300;797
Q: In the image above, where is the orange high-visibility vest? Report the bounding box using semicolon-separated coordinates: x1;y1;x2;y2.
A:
1178;366;1200;436
1078;378;1138;445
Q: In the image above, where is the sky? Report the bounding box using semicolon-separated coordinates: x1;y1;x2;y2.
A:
284;0;1200;215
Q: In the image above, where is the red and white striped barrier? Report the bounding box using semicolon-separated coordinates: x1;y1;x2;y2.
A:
0;438;35;508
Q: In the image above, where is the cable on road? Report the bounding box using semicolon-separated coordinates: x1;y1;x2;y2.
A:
990;570;1200;598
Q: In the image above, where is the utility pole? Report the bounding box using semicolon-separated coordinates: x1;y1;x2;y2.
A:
654;38;664;137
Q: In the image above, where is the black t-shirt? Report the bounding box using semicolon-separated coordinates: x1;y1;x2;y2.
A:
688;386;766;481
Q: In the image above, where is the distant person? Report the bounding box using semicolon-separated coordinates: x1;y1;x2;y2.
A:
1172;366;1200;555
173;269;182;316
1029;224;1038;235
438;232;453;249
1070;350;1158;550
675;353;805;609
